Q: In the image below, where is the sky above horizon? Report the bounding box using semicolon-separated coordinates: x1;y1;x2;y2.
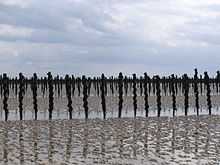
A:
0;0;220;77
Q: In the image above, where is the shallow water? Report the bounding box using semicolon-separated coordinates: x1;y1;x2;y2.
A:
0;115;220;164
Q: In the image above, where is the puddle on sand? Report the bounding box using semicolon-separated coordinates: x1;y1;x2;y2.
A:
0;115;220;165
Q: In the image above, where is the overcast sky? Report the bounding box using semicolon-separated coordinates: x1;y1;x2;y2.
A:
0;0;220;77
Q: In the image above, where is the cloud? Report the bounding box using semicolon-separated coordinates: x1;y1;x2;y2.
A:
0;24;33;38
0;0;219;76
0;0;33;8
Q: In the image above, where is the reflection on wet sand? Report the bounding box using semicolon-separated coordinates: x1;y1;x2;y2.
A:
82;122;88;159
144;120;149;158
116;120;123;159
132;120;137;159
32;122;38;164
155;119;161;156
65;123;72;162
1;116;220;164
100;121;106;163
48;122;54;164
3;125;8;164
19;123;24;164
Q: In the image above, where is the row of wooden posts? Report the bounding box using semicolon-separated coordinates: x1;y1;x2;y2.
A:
0;69;219;121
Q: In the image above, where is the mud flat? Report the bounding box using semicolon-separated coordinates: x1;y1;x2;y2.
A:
0;115;220;164
1;94;220;120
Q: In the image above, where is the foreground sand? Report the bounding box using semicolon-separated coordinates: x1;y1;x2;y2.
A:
0;115;220;164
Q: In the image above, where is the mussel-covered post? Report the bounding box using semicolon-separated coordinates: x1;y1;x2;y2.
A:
183;74;189;116
32;73;38;120
204;72;212;115
132;74;137;118
96;79;100;97
216;71;220;94
77;78;81;97
59;76;62;97
47;72;54;120
65;75;73;119
57;76;61;97
140;76;143;96
194;69;199;116
171;74;176;117
155;75;161;117
82;76;89;119
100;74;106;119
18;73;25;120
124;76;128;96
71;75;75;96
87;78;92;96
118;72;123;118
0;75;3;98
110;76;114;95
3;73;9;121
200;75;203;94
144;73;149;117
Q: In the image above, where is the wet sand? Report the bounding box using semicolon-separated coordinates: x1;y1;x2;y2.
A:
0;85;220;164
0;115;220;164
1;94;220;120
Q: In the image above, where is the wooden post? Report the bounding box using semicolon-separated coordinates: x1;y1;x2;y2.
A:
204;72;212;115
171;74;177;117
101;74;106;119
18;73;25;120
194;69;199;116
118;72;123;118
133;74;137;118
47;72;54;120
3;73;9;121
155;76;161;117
65;75;73;119
82;76;89;119
144;73;149;117
32;73;38;120
183;74;189;116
